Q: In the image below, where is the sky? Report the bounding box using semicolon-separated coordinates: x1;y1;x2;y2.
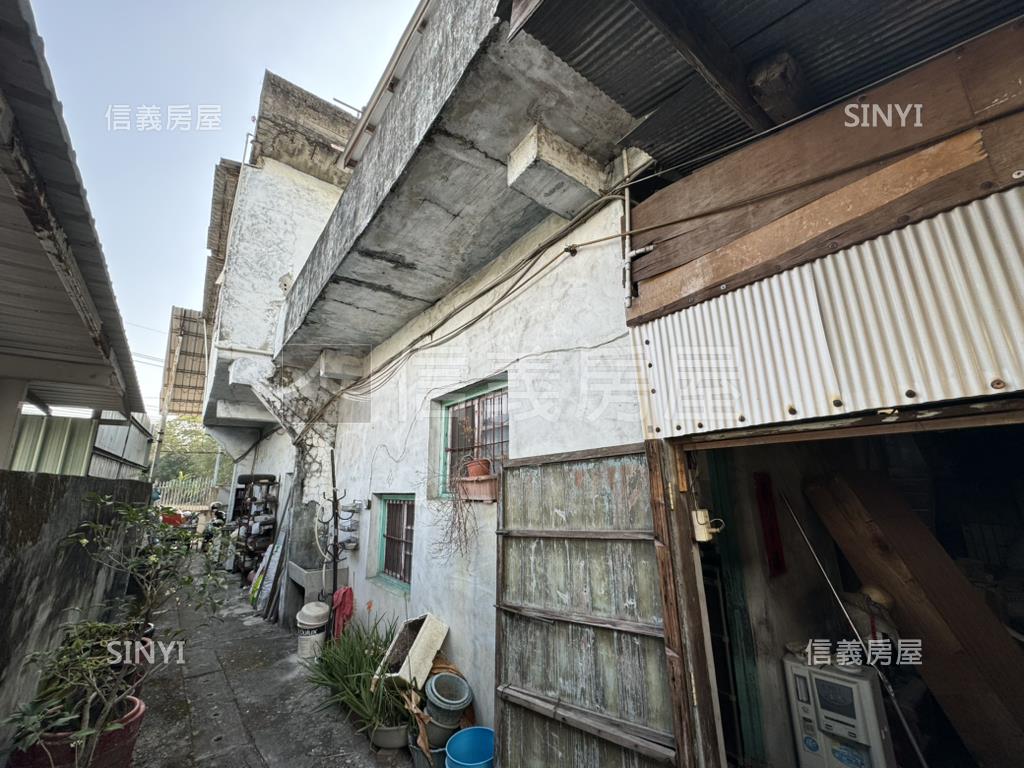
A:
31;0;418;417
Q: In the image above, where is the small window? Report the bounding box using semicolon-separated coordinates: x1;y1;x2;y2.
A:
443;383;509;492
380;495;414;584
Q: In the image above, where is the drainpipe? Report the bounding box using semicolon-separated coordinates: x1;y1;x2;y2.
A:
622;150;653;309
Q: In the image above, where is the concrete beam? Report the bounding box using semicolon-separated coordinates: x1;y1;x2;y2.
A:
215;400;276;424
507;125;604;219
319;351;366;382
0;378;27;470
205;425;263;461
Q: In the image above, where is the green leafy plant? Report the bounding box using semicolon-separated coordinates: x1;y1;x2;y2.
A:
306;614;410;730
69;495;229;625
2;621;156;767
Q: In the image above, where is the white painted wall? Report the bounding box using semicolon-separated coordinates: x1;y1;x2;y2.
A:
216;158;342;352
329;203;643;725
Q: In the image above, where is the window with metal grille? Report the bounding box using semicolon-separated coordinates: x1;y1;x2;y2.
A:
380;496;414;584
443;383;509;492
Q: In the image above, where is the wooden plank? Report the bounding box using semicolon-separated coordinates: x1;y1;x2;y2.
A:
503;442;645;468
805;474;1024;766
498;684;677;761
627;20;1024;303
497;528;655;540
627;0;771;131
629;128;989;323
499;602;664;638
647;440;701;767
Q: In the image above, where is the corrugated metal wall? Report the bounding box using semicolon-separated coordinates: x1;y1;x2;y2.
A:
496;450;675;767
633;187;1024;437
11;415;96;475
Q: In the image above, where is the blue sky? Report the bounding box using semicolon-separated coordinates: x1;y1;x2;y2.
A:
31;0;418;415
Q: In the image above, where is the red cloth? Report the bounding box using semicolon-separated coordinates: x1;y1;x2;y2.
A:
332;586;354;637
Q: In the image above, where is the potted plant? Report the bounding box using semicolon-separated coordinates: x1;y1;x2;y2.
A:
3;621;154;768
306;614;411;747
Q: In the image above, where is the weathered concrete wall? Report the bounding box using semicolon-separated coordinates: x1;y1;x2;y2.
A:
331;204;642;725
281;0;502;355
0;472;151;748
217;158;342;353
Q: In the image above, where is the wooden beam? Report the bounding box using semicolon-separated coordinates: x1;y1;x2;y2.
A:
498;602;665;638
503;442;645;468
629;127;989;323
677;397;1024;451
498;684;677;762
627;20;1024;322
497;528;655;540
628;0;772;131
805;474;1024;766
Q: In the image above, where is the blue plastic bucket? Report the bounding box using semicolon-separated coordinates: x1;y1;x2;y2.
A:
444;726;495;768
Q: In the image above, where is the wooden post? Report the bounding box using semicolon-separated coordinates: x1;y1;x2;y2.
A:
806;473;1024;766
646;439;725;768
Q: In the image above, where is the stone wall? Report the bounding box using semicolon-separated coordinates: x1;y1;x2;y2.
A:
0;471;151;747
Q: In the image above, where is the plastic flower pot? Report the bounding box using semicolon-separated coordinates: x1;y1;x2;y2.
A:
444;726;494;768
465;458;491;477
425;673;473;728
370;724;408;749
9;696;147;768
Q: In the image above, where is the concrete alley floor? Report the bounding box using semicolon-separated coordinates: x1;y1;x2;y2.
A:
134;589;411;768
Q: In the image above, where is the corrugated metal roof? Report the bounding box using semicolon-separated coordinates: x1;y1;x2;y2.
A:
513;0;1024;172
160;307;208;417
0;0;143;412
518;0;692;116
632;187;1024;437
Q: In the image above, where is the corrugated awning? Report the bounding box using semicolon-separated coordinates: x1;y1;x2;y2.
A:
159;307;208;416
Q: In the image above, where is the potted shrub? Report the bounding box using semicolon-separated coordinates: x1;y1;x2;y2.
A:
5;499;228;768
3;621;154;768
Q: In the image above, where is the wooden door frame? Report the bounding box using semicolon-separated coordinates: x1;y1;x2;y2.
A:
646;439;728;768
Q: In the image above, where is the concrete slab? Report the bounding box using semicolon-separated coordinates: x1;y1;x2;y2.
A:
133;590;410;768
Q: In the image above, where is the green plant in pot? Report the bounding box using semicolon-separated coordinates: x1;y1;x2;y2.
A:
306;614;410;747
3;621;157;768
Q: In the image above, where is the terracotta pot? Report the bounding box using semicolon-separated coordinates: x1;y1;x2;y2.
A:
465;458;491;477
9;696;146;768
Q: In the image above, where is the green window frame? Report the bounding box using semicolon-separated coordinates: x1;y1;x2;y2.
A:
439;380;509;495
378;495;415;587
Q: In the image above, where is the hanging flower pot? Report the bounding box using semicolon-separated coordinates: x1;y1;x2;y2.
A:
465;458;491;477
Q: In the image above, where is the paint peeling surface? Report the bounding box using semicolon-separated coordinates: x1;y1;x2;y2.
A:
498;453;674;762
633;186;1024;436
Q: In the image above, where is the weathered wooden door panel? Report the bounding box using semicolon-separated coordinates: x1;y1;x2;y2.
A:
496;448;677;766
500;703;670;768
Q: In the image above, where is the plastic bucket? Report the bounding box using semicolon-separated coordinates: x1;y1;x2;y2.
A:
296;601;329;660
444;726;494;768
425;673;473;727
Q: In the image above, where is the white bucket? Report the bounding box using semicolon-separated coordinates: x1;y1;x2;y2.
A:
296;601;330;660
